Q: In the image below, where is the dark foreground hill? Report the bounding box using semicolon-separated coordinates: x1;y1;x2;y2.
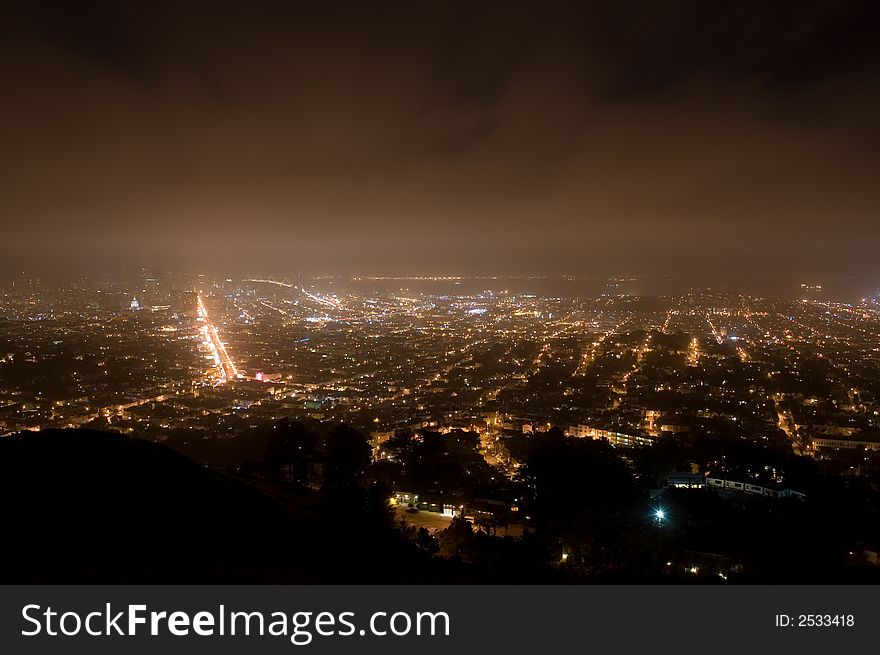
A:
0;429;443;583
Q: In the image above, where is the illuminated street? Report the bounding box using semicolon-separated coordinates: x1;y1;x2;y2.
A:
198;294;238;383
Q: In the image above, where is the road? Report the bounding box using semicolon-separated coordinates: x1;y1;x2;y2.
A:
395;507;453;533
198;295;238;383
774;396;806;455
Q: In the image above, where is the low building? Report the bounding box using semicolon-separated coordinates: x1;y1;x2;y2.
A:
706;477;805;499
667;471;706;488
566;424;656;447
811;431;880;452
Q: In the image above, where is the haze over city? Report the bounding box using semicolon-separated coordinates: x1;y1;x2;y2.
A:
3;1;880;280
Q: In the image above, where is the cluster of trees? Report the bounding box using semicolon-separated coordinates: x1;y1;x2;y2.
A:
513;428;660;577
262;419;371;492
160;418;880;582
426;427;880;581
381;428;493;496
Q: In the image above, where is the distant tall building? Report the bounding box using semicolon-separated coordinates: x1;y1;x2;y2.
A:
170;289;196;313
800;283;822;301
96;289;125;311
143;277;162;308
603;277;637;297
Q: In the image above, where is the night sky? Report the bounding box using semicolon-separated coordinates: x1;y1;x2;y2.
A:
3;1;880;278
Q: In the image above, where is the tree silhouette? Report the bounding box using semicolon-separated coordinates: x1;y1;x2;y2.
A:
321;424;371;494
519;427;641;569
264;418;319;484
437;516;473;558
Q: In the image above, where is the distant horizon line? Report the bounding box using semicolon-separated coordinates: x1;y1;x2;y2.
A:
3;271;876;281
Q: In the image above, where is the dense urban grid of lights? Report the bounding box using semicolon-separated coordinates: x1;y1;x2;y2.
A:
3;274;879;464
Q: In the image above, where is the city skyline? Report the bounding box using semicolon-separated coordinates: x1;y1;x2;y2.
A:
4;271;880;440
4;269;880;304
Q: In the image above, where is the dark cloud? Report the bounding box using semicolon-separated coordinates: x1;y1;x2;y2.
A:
1;1;879;278
584;1;880;95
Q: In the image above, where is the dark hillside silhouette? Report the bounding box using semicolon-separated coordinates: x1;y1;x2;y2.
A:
0;429;435;583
